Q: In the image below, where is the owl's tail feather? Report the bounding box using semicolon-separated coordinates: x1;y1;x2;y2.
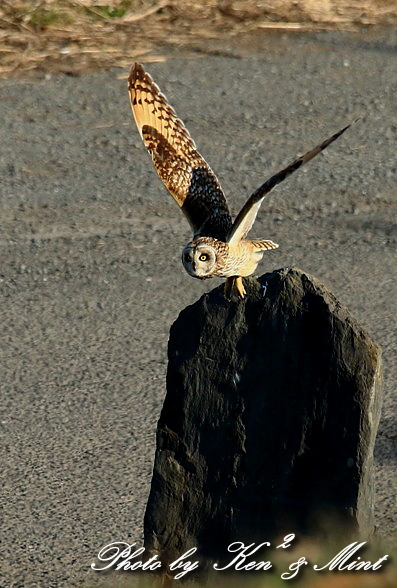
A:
251;239;279;251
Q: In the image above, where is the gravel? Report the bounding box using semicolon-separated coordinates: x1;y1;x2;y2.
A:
0;28;396;587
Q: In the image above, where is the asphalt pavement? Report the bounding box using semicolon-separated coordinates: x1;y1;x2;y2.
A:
0;28;396;587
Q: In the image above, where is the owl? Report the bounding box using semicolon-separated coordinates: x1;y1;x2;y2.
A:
128;63;353;298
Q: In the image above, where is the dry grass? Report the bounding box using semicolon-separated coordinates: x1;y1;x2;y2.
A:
0;1;396;79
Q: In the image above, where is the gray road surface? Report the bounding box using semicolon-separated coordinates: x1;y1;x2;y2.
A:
0;29;396;587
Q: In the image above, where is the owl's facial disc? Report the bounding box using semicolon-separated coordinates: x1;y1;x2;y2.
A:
182;242;217;279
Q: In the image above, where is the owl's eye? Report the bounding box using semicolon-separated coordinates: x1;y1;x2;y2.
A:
199;253;209;262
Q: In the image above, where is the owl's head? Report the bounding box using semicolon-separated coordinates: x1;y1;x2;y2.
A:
182;237;226;279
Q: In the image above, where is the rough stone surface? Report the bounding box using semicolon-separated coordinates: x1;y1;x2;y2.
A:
144;268;382;564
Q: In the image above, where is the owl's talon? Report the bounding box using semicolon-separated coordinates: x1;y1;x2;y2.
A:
235;276;246;298
224;276;246;300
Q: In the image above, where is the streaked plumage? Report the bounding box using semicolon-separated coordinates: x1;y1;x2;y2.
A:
128;62;354;298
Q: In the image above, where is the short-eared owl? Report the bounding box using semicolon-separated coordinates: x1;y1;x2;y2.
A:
128;63;353;298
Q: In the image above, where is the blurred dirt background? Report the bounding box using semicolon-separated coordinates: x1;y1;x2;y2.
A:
0;2;396;587
1;1;397;77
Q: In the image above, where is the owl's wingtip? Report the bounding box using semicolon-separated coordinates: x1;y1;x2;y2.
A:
128;62;145;88
340;116;360;135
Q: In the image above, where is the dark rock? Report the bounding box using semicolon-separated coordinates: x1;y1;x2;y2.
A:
144;268;382;566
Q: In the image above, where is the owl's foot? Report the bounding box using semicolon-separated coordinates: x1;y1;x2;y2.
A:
224;276;246;300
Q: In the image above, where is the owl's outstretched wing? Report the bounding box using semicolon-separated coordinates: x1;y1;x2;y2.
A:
128;63;232;241
227;122;355;245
